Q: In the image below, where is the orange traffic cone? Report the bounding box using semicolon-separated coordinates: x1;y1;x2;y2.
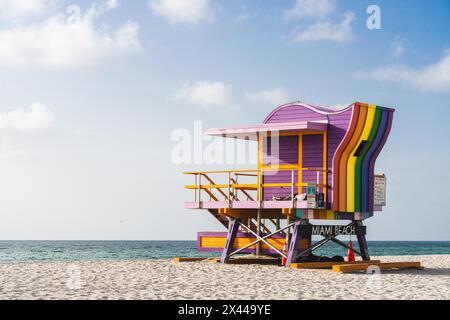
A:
348;240;355;262
281;241;287;266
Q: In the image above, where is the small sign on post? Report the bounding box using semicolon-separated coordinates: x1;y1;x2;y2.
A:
374;174;387;206
307;183;317;208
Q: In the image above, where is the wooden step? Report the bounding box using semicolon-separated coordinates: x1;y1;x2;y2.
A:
332;261;423;273
172;257;211;263
290;260;381;270
173;257;220;263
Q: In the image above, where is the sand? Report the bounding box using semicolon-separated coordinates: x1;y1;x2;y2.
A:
0;255;449;300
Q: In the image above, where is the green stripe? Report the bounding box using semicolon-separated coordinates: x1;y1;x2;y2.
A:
354;107;382;212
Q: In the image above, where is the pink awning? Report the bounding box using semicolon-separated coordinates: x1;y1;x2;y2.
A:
205;121;328;140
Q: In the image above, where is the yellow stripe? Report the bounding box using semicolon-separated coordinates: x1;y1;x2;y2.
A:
346;105;376;211
326;211;335;220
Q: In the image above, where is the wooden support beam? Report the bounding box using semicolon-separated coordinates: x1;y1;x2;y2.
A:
332;262;423;273
256;209;261;256
285;219;302;267
290;260;381;269
220;218;240;263
173;257;220;263
203;188;219;201
172;258;209;263
356;221;370;261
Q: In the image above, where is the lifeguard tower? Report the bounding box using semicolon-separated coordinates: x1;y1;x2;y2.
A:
184;102;395;267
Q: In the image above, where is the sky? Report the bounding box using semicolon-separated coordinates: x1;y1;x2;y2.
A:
0;0;449;241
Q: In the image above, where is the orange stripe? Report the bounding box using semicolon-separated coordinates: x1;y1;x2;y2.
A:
331;104;360;210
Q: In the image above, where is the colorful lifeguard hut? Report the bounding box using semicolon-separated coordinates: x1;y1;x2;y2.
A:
184;102;395;266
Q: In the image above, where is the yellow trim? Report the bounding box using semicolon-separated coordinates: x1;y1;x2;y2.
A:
184;169;258;175
200;236;284;251
186;183;327;190
185;184;229;190
261;164;299;170
268;131;326;137
346;105;376;212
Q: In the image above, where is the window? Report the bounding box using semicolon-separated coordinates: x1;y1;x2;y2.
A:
354;140;368;157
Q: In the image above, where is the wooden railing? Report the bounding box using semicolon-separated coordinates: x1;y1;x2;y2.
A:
184;168;329;205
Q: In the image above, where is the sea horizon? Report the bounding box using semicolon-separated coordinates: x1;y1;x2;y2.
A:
1;240;450;263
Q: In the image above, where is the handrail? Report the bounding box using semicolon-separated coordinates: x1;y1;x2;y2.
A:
184;167;329;206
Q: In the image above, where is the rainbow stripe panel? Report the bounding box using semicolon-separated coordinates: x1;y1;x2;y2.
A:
296;209;372;221
332;103;394;213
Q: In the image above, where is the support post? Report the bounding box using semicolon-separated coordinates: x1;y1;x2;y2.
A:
297;220;312;260
285;219;302;267
256;209;261;256
220;218;240;263
356;221;370;261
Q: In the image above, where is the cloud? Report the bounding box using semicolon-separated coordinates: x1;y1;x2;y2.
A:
284;0;336;20
391;37;406;57
245;87;289;106
148;0;215;24
173;81;231;107
0;102;55;133
290;11;355;43
104;0;119;10
0;1;140;69
356;51;450;92
0;0;51;21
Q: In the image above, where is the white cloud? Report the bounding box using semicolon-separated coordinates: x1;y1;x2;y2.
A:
356;51;450;92
173;81;231;107
391;37;406;57
245;87;289;106
0;2;140;69
0;0;51;21
284;0;336;20
0;102;55;133
290;11;355;43
148;0;215;24
104;0;119;11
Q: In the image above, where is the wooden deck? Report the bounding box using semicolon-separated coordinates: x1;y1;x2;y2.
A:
332;261;423;273
290;260;381;269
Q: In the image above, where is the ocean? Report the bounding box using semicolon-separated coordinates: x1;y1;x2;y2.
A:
0;241;450;262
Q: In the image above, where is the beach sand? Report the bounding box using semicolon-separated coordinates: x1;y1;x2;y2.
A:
0;255;449;300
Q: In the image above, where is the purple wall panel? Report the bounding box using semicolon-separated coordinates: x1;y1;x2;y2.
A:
265;105;327;123
261;104;353;207
263;171;299;200
302;134;323;194
263;135;299;200
263;135;298;166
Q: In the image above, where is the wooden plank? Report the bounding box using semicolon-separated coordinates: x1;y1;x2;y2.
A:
226;258;279;265
332;261;422;273
172;257;210;263
290;260;381;270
